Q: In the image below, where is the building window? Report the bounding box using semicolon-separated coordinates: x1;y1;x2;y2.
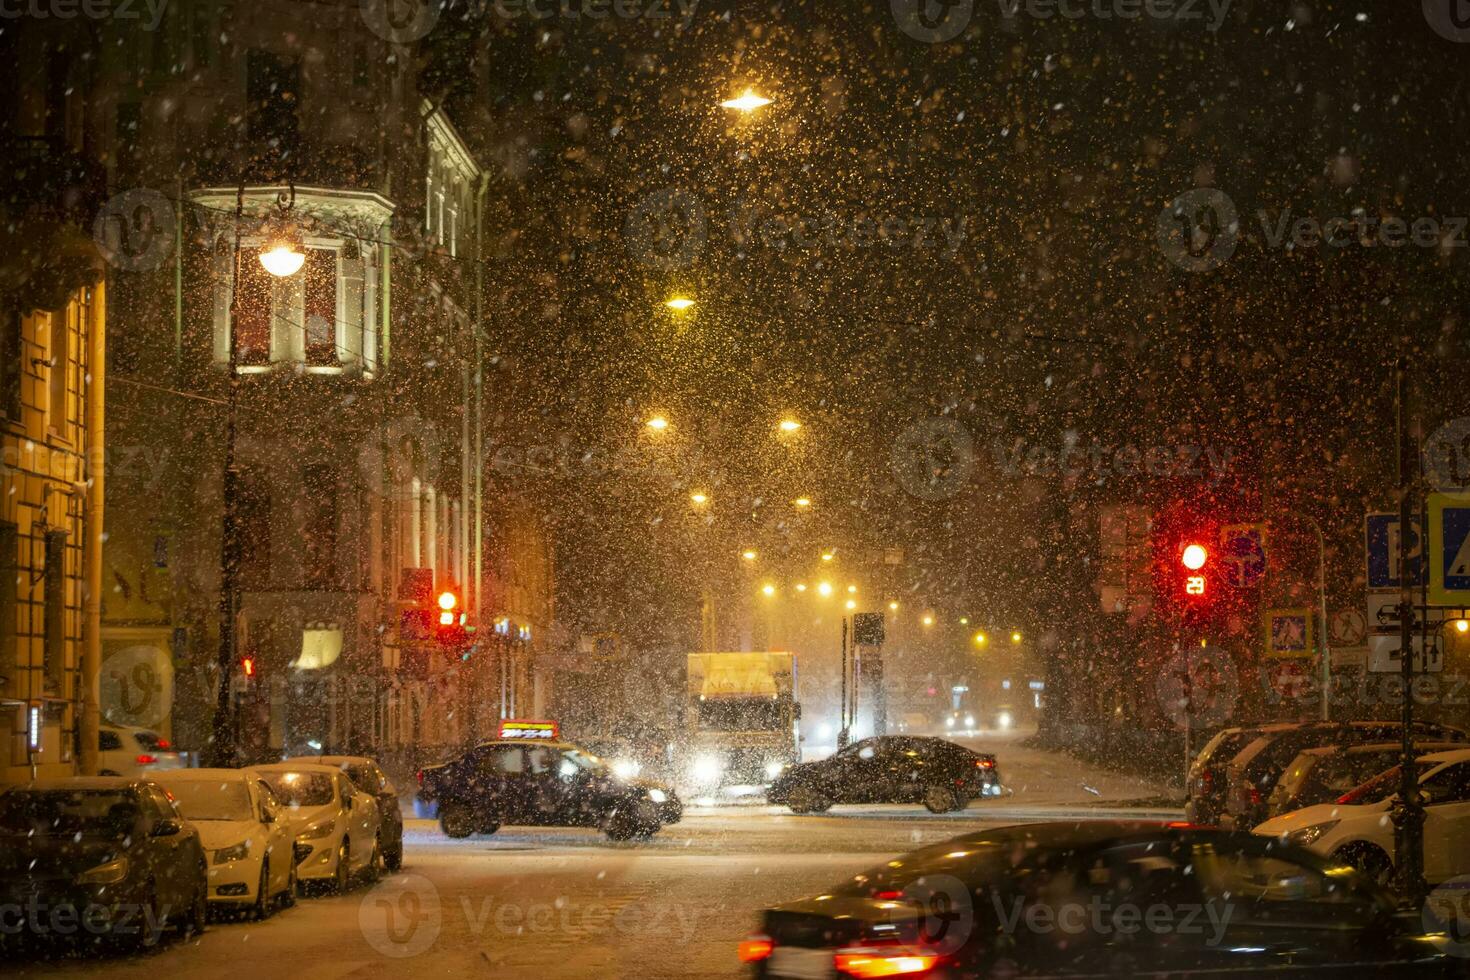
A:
234;249;273;366
304;248;337;366
43;531;66;694
0;523;15;691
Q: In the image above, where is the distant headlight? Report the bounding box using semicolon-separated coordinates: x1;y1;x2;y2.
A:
76;857;129;885
648;789;668;804
945;717;955;728
612;759;641;780
1288;820;1339;847
692;755;723;785
299;820;336;841
964;715;975;728
996;712;1012;729
214;841;250;864
765;761;787;780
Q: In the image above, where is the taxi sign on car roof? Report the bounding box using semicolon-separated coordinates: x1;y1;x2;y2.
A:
499;719;558;740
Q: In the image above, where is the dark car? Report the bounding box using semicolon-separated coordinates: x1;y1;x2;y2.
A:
766;736;1000;814
0;778;208;950
740;821;1458;978
1183;724;1267;825
288;754;404;870
416;739;682;841
1221;720;1469;830
1267;740;1466;818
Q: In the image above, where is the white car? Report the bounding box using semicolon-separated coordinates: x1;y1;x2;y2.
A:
155;769;296;918
98;724;185;776
251;763;381;893
1254;747;1470;885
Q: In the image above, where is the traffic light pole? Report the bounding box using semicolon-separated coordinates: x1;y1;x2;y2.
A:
1392;355;1427;905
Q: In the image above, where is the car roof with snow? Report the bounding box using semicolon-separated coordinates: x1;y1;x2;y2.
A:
9;777;145;792
151;767;255;781
1418;747;1470;766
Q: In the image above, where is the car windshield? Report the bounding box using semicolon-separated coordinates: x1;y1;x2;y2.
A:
258;772;335;808
1338;766;1403;805
0;790;139;839
696;698;783;731
161;780;253;821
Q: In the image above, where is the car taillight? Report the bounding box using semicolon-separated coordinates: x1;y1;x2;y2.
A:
1248;786;1263;805
155;738;172;750
1200;770;1214;791
835;947;940;978
737;935;773;963
416;769;424;788
975;758;994;769
136;754;157;765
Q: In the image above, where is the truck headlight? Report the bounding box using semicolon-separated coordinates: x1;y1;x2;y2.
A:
612;759;641;780
964;715;975;729
647;789;668;804
996;712;1012;730
765;761;786;780
76;857;129;885
214;841;250;864
1288;820;1339;847
692;755;723;785
299;820;336;841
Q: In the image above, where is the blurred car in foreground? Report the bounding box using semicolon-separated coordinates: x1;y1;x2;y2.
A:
1255;747;1470;886
286;754;403;871
741;821;1456;977
1267;740;1464;819
766;736;1000;814
250;763;381;893
154;769;296;918
0;778;207;949
97;724;186;777
417;738;681;841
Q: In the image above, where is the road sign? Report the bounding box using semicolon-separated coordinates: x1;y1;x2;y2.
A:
1329;608;1368;647
1429;493;1470;606
1365;513;1427;591
1368;594;1458;632
1367;634;1442;674
1332;645;1368;670
1219;523;1267;588
1265;608;1313;659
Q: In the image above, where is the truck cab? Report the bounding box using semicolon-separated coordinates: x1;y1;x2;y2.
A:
682;652;801;796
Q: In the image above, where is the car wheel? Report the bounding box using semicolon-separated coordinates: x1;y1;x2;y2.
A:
281;861;298;908
439;804;477;839
186;863;209;938
385;838;403;871
253;860;273;920
333;840;351;894
363;837;384;884
137;878;162;949
1334;843;1394;888
787;786;831;814
923;784;962;814
604;800;656;841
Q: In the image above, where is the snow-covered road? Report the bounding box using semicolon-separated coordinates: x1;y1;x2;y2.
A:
6;739;1179;978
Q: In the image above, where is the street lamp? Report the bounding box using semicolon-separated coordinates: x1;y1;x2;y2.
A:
820;551;834;562
1011;631;1022;644
720;89;772;112
778;418;802;432
646;416;669;432
690;491;709;506
922;614;934;627
761;583;777;597
664;296;695;311
888;601;899;611
817;582;833;597
974;632;987;646
1457;620;1470;634
795;583;808;593
793;497;812;509
741;549;757;561
258;232;305;277
846;584;857;594
845;599;857;611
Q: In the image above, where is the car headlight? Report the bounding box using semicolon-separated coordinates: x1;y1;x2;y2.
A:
648;788;668;804
214;841;250;864
692;755;723;785
945;717;955;728
1288;820;1339;847
765;760;787;780
612;759;641;780
964;715;975;728
996;712;1012;729
76;857;129;885
299;820;336;841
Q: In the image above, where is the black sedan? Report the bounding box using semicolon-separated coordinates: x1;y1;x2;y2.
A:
0;778;208;950
417;739;682;841
741;821;1458;978
767;736;1000;814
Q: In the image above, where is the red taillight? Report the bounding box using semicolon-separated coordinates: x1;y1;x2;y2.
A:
1248;786;1263;805
873;890;905;900
416;769;425;788
136;754;157;765
1200;770;1214;791
737;935;773;963
835;947;939;978
155;738;172;750
975;758;994;769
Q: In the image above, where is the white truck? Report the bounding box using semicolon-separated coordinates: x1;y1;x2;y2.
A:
681;651;801;796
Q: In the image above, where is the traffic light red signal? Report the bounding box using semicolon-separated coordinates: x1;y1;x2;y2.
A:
1181;543;1208;596
240;655;256;678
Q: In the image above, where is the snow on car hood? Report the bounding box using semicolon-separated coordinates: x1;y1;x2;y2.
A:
191;818;259;852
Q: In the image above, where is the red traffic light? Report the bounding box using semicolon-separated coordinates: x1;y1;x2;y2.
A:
1181;544;1208;570
438;591;459;612
241;656;256;678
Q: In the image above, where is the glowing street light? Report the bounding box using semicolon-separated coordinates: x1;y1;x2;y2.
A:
664;296;695;311
922;614;934;627
795;583;807;593
1457;619;1470;634
959;616;969;625
778;418;802;432
820;551;834;562
793;497;812;509
741;549;758;561
720;89;772;112
847;584;857;594
259;233;306;277
974;632;987;646
761;583;777;597
689;491;709;505
888;601;899;611
845;599;857;610
646;416;669;432
817;582;833;597
1011;631;1023;644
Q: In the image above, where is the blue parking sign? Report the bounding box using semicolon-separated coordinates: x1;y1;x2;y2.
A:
1365;513;1426;590
1429;494;1470;604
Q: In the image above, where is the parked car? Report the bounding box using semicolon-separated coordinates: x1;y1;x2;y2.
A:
417;739;682;841
0;778;208;949
97;723;186;777
250;763;382;893
1220;720;1468;829
766;735;1001;814
287;754;403;871
741;820;1456;977
1183;724;1266;825
154;768;296;918
1255;747;1470;886
1268;740;1464;819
